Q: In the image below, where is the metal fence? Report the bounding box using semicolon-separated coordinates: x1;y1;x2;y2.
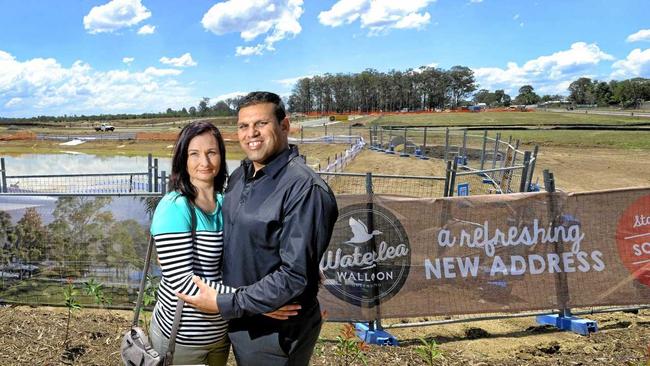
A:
0;154;165;194
36;132;137;141
369;126;539;196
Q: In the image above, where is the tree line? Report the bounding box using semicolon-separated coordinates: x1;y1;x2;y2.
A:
288;66;650;113
2;72;649;124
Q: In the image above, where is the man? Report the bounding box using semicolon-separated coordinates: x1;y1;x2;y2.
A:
178;91;338;365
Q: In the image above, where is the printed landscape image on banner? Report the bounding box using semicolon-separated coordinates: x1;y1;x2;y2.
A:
0;195;159;307
318;189;650;321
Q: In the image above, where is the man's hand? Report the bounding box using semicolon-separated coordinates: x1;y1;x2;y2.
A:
263;304;302;320
177;275;219;314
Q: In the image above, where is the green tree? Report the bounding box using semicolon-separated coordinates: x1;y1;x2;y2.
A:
14;208;47;263
447;65;477;108
198;97;210;116
592;81;613;106
568;77;595;104
514;85;540;105
47;197;113;272
0;211;17;265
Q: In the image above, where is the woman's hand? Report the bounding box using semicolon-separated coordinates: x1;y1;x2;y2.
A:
263;304;302;320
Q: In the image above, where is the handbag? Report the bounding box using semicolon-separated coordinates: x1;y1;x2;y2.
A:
121;201;198;366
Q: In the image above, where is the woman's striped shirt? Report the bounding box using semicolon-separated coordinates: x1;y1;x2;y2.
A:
150;191;234;346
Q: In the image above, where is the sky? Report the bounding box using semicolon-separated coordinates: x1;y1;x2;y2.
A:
0;0;649;118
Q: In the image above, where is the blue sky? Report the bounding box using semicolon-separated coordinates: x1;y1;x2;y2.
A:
1;0;649;118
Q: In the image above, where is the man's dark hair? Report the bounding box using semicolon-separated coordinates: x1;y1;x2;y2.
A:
170;121;228;200
238;91;286;123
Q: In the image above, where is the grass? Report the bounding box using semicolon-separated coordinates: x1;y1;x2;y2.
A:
374;111;650;126
505;129;650;150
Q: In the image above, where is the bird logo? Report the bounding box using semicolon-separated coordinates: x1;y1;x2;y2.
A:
345;217;382;244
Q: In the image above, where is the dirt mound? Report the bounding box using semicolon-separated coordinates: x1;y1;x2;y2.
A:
0;131;37;141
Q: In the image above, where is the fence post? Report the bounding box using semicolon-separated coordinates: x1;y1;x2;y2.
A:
448;158;458;197
527;145;539;189
380;127;384;149
300;126;304;143
160;170;167;194
147;154;153;192
0;157;6;193
324;122;328;137
480;130;487;170
349;123;352;137
423;126;428;151
462;129;467;158
153;158;159;193
543;170;570;316
365;172;373;195
364;172;386;333
519;151;531;192
491;132;501;180
444;128;450;162
512;139;521;167
443;160;452;197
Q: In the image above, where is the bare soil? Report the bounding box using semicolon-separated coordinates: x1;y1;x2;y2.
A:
0;305;648;365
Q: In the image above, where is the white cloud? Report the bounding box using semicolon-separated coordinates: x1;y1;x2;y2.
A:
235;45;266;57
159;53;197;67
144;67;183;77
137;24;156;35
319;0;435;35
273;75;313;87
122;57;134;64
473;42;615;96
4;97;22;108
202;0;303;57
213;91;247;102
0;50;195;117
611;48;650;79
83;0;151;34
513;14;520;20
469;0;483;3
626;29;650;43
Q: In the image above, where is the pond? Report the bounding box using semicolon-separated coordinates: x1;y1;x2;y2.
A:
1;154;241;176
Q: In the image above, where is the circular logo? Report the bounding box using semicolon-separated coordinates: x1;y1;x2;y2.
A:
320;203;410;307
616;194;650;287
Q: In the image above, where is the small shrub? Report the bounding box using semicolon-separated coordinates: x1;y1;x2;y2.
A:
335;323;368;366
63;280;82;347
414;337;443;365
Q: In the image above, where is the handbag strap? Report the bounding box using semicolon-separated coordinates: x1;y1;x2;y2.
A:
131;196;198;364
165;202;197;363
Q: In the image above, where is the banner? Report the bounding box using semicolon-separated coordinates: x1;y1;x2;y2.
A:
318;188;650;321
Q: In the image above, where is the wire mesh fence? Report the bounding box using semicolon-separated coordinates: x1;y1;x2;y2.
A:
2;173;152;194
36;132;137;141
0;155;164;194
368;126;539;195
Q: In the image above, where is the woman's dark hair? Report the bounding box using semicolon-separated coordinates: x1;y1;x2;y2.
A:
169;121;228;200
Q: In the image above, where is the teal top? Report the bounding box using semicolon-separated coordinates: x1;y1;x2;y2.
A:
150;191;224;235
149;190;231;345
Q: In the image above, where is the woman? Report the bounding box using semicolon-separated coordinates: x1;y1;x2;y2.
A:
148;121;233;365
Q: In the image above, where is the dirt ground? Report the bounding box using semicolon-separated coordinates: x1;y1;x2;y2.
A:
0;305;647;365
528;146;650;192
341;145;650;194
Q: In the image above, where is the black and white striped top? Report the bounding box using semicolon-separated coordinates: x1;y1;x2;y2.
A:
150;192;234;345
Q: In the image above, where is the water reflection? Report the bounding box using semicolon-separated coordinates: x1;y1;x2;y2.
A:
2;154;240;175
